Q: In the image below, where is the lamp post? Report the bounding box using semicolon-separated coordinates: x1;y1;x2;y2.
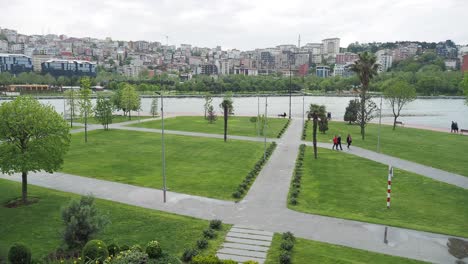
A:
155;91;166;203
264;96;268;161
289;61;292;119
302;91;305;128
257;94;260;137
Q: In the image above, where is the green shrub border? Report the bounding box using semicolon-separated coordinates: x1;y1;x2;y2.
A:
278;232;296;264
288;144;306;205
277;118;291;138
181;219;225;262
301;120;309;140
232;142;277;200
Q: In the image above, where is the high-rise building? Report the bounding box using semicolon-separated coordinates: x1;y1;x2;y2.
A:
322;38;340;57
0;53;33;74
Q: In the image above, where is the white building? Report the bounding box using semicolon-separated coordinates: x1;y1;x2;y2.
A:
322;38;340;57
32;55;53;72
377;53;393;73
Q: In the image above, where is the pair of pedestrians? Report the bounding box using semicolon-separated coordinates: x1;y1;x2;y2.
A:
332;134;352;150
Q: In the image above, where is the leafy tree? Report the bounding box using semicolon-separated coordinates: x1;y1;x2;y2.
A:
203;94;213;119
344;99;359;124
0;97;71;203
121;84;141;120
307;104;326;159
207;105;217;124
64;89;79;128
383;79;416;130
94;95;114;130
356;96;378;129
150;97;159;117
461;74;468;105
79;77;93;143
349;51;379;140
62;195;109;248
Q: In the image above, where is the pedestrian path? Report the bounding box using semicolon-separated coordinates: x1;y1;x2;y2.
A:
217;225;273;264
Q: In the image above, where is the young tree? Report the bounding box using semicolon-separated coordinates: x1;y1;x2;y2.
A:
220;98;233;142
150;97;159;117
64;89;78;128
203;94;213;119
383;79;417;130
207;105;217;123
121;84;141;120
94;95;114;130
79;77;93;143
0;97;71;203
356;96;378;129
344;99;360;124
349;52;379;139
308;104;326;159
461;74;468;105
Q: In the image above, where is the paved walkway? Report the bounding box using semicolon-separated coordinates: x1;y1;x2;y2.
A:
2;118;466;263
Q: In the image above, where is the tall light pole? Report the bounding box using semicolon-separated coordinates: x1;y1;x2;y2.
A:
257;94;260;137
264;96;268;161
155;91;166;203
377;95;383;152
302;91;305;128
289;61;292;119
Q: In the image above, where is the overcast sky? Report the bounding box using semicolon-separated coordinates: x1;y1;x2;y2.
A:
0;0;466;50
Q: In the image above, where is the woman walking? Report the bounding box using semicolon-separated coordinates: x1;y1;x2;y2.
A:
332;135;338;150
346;134;352;149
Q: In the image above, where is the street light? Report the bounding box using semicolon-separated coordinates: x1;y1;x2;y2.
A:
264;96;268;161
289;61;292;119
155;91;166;203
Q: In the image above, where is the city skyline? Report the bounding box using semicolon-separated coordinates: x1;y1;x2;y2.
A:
1;0;467;50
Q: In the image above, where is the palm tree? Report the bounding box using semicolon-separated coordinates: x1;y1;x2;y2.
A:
308;104;326;159
349;51;379;140
220;99;233;142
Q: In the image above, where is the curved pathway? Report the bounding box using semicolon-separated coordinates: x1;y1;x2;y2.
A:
2;118;466;263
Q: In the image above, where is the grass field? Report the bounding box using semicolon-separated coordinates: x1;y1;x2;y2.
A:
265;234;426;264
129;116;289;138
0;179;228;261
61;130;266;200
73;115;153;125
289;147;468;237
304;121;468;176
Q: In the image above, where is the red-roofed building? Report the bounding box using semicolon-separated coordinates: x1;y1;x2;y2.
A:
462;55;468;73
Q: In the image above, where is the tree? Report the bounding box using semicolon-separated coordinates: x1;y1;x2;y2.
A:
120;84;141;120
356;96;378;129
308;104;326;159
150;97;159;117
461;74;468;105
220;99;233;142
94;95;114;130
203;94;213;119
64;89;79;128
0;97;71;203
383;79;416;130
344;99;359;124
349;51;379;140
207;105;217;123
79;77;93;143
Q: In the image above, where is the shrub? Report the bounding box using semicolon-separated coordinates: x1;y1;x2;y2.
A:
279;251;291;264
222;260;238;264
8;243;31;264
191;254;221;264
82;240;108;264
280;240;294;251
154;252;182;263
196;239;208;250
120;244;130;251
61;195;109;248
112;249;148;264
130;244;143;252
181;248;198;262
244;261;259;264
282;232;296;242
232;191;241;199
146;240;162;259
107;242;119;256
209;219;223;230
290;197;298;205
203;228;216;239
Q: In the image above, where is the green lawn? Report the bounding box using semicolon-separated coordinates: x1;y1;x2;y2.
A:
129;116;289;138
304;121;468;176
0;179;229;261
73;115;153;125
62;130;266;200
289;147;468;237
265;234;426;264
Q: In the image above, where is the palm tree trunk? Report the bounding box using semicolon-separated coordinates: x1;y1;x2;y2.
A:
223;105;228;142
360;93;366;140
21;171;28;203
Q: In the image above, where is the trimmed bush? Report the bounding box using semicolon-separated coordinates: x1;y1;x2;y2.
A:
130;244;143;252
8;243;31;264
191;254;222;264
222;260;238;264
244;261;259;264
203;228;216;239
107;242;119;256
146;240;162;259
155;252;182;263
232;191;242;199
290;197;298;205
120;244;130;251
280;240;294;251
82;240;109;264
196;239;208;250
112;249;148;264
209;219;223;230
279;251;291;264
277;119;291;138
181;248;198;262
282;232;296;242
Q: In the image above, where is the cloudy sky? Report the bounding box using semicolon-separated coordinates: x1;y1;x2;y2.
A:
0;0;466;50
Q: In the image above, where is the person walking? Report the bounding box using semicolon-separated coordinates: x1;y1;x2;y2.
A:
346;134;352;149
332;135;338;150
337;134;343;150
454;122;459;133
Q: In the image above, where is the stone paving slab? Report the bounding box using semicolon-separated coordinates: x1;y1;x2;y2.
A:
231;227;274;236
218;248;267;259
225;237;272;247
217;253;265;264
222;242;269;252
227;231;273;241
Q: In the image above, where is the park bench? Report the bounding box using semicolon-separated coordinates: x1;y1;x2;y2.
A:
461;129;468;134
395;121;404;126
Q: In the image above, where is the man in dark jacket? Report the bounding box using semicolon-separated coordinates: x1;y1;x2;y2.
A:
337;135;343;150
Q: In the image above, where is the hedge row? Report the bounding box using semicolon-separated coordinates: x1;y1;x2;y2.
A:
278;232;296;264
289;144;306;206
181;219;224;262
301;120;309;140
232;142;277;200
276;118;291;138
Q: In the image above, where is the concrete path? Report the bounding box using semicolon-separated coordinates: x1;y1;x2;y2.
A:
2;118;467;263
